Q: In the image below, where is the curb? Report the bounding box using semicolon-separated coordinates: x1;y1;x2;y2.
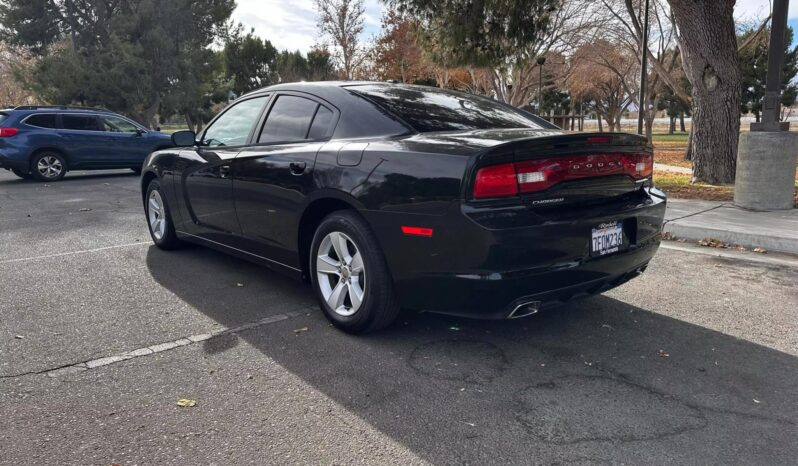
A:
662;222;798;255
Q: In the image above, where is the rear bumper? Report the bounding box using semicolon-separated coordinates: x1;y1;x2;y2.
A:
0;153;28;171
363;188;666;319
397;238;658;319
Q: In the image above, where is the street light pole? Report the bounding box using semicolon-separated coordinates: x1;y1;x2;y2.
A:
637;0;650;135
752;0;790;131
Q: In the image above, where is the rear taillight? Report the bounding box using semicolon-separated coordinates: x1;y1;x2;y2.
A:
472;153;653;199
473;163;518;199
0;128;19;138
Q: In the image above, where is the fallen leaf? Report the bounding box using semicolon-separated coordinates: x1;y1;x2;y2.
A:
79;208;92;212
236;283;244;287
661;231;674;241
753;399;761;404
293;327;309;334
176;399;197;407
658;350;670;358
753;247;767;254
14;334;24;339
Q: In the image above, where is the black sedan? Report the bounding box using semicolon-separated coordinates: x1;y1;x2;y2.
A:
141;82;666;334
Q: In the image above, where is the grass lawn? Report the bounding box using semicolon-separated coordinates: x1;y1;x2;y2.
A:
651;132;690;145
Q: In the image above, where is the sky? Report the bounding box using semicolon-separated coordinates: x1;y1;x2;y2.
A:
232;0;798;53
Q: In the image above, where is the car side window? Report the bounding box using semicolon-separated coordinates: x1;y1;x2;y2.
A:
24;114;57;129
258;95;326;144
202;96;267;147
100;115;139;133
307;105;334;140
61;115;102;131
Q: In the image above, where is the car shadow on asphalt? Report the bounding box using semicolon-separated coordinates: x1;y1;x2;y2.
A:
146;245;798;465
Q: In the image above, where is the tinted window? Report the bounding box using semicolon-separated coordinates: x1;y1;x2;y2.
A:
259;95;318;143
348;84;546;132
100;115;139;133
307;105;334;140
25;114;57;128
202;96;267;147
62;114;101;131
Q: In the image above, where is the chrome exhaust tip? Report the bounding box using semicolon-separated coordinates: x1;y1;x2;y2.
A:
508;301;541;319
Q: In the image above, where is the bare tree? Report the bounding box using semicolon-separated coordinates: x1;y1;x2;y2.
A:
315;0;366;80
0;43;40;107
487;0;607;107
568;40;636;131
594;0;687;141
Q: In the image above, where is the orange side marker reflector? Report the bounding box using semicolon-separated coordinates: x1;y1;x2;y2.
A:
401;226;433;237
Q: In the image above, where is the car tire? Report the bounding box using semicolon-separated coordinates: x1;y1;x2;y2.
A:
310;211;400;334
11;168;32;180
145;179;181;250
30;151;67;182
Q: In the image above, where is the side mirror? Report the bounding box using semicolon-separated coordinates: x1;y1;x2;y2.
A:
135;129;144;137
172;130;197;147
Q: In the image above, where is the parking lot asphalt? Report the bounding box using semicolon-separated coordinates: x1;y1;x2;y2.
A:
1;169;797;465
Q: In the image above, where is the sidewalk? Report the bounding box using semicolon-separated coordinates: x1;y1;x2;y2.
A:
663;199;798;254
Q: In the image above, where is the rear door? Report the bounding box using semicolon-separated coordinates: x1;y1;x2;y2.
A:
174;95;270;244
233;92;338;267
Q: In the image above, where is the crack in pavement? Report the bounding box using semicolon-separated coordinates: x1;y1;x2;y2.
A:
0;311;303;380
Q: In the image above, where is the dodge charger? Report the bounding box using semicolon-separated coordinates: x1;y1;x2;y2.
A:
140;82;666;334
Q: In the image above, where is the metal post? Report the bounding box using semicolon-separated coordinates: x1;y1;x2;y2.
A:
537;56;546;115
637;0;650;135
752;0;790;131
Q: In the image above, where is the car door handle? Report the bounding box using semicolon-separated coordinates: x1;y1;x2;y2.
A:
219;165;231;178
289;161;306;175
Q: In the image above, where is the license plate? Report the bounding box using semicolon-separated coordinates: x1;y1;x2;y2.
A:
590;221;624;257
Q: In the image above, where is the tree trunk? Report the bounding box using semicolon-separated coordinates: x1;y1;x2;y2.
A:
669;0;741;184
669;116;675;135
679;113;686;132
685;128;694;161
597;113;603;132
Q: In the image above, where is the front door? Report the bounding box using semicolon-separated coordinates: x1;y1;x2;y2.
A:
97;114;150;166
57;114;115;168
175;95;270;244
234;93;338;268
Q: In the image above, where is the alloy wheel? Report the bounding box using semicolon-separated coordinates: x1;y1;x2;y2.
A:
148;190;166;241
36;155;63;179
316;231;366;317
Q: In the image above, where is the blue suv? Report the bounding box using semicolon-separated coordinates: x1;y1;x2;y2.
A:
0;106;173;181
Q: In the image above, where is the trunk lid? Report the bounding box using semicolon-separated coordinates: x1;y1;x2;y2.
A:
468;131;654;209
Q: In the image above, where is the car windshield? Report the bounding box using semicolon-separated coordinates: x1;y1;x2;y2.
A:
347;84;548;133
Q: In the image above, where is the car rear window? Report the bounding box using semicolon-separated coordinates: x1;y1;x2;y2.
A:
24;114;58;128
347;84;547;133
0;113;7;125
62;114;101;131
259;95;320;143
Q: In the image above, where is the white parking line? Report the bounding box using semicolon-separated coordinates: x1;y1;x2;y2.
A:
45;311;301;378
0;241;149;264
